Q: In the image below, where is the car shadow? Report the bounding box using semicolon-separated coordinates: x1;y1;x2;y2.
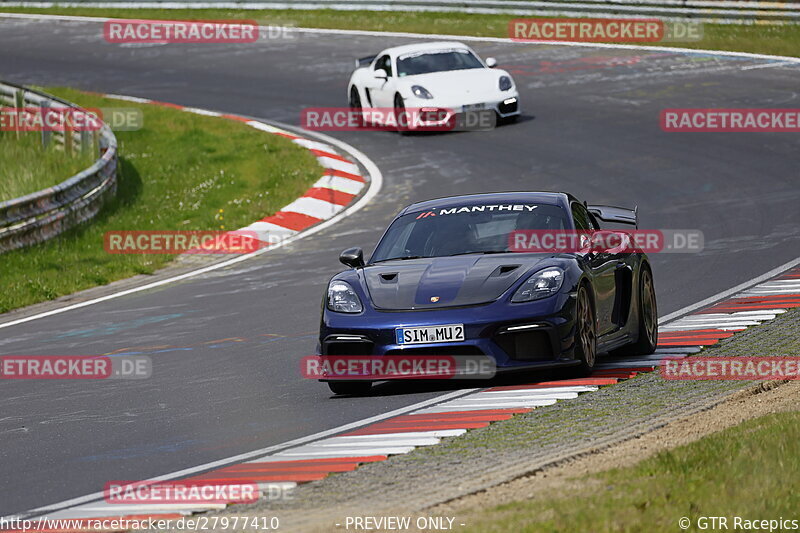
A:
326;347;650;398
330;364;576;399
387;113;534;138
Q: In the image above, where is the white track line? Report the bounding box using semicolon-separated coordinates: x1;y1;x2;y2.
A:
654;347;703;353
317;157;361;175
333;430;466;440
313;175;364;194
0;118;382;331
314;437;441;446
661;322;761;330
275;446;417;456
481;385;598;394
281;196;344;219
467;392;580;400
1;13;800;65
658;256;800;324
427;399;558;409
2;387;475;520
596;359;663;367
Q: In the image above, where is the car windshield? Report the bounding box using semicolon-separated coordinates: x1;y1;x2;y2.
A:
397;49;485;77
370;203;569;262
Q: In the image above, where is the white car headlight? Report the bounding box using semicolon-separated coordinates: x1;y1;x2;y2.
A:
511;267;564;303
327;280;363;313
411;85;434;99
499;76;513;91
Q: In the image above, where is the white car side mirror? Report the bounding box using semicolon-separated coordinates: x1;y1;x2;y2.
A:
485;57;497;68
374;69;388;79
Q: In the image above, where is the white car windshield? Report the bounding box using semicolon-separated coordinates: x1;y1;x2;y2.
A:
397;49;485;76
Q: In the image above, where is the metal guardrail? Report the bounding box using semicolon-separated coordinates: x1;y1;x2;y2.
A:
0;0;796;24
0;81;118;253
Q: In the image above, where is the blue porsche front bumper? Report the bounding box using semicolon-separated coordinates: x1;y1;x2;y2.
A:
319;290;581;372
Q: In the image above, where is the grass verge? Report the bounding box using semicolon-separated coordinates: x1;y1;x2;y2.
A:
0;128;94;202
464;409;800;532
1;8;799;58
0;87;321;314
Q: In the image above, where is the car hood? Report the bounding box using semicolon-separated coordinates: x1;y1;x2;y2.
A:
363;254;550;311
401;69;510;101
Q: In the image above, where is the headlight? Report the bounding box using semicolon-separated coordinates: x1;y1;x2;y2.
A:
499;76;513;91
511;267;564;303
327;280;363;313
411;85;434;99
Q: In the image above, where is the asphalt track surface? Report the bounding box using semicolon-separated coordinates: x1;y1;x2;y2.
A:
0;17;799;517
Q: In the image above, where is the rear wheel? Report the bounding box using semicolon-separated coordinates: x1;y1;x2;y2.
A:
349;87;365;127
617;266;658;355
575;284;597;376
328;381;372;396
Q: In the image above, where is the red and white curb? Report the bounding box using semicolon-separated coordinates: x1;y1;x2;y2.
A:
101;93;367;247
26;263;800;528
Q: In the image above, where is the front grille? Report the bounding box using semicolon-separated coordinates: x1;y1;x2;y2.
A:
494;330;553;361
324;341;374;356
385;346;484;356
498;100;518;115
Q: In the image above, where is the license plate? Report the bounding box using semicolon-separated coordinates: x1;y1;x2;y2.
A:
463;103;486;111
396;324;465;345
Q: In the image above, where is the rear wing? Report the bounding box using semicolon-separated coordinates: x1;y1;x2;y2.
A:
355;55;377;68
587;204;639;229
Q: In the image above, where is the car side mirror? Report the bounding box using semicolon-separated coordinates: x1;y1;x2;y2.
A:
374;69;388;80
485;57;497;68
340;247;365;269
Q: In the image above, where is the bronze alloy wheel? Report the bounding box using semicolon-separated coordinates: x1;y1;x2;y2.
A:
641;268;658;349
576;285;597;371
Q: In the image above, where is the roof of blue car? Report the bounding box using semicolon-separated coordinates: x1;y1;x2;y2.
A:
399;192;571;215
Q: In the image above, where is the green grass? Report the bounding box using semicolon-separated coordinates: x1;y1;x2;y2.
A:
1;8;799;57
0;129;94;202
0;87;321;313
464;410;800;532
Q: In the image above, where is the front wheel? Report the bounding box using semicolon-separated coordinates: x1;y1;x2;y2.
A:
574;284;597;376
328;381;372;396
394;94;410;134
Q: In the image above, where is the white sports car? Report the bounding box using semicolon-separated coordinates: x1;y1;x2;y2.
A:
347;41;520;130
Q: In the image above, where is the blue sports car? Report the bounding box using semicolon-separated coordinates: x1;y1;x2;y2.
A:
318;192;658;395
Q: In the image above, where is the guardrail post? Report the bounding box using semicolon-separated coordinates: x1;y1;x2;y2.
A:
40;99;51;148
13;88;23;140
80;129;90;154
64;119;73;155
